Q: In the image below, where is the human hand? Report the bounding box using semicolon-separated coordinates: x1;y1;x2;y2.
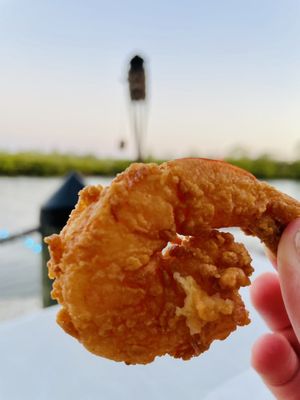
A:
251;218;300;399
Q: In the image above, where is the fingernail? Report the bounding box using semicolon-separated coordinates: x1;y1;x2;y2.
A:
294;230;300;259
278;220;300;271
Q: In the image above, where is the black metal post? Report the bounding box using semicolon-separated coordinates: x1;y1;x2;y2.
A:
40;172;85;307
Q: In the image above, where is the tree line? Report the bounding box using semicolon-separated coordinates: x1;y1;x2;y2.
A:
1;151;300;179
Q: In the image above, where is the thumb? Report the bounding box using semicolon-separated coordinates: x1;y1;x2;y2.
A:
277;217;300;341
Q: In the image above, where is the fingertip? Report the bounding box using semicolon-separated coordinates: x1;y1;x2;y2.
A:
251;333;298;387
250;273;290;332
250;272;278;311
251;333;272;372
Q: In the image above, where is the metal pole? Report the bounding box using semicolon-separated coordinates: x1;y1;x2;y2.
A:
0;227;40;244
132;103;143;162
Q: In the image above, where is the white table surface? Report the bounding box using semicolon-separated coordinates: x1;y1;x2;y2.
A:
0;253;274;400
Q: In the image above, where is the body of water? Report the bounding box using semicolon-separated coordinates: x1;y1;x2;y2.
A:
0;175;111;320
0;176;299;320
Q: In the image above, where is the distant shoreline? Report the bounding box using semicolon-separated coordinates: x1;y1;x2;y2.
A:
0;151;299;180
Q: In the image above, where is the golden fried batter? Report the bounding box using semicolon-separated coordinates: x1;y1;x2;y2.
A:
46;158;300;364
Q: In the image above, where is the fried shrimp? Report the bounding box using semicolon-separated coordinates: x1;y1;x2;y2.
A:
46;158;300;364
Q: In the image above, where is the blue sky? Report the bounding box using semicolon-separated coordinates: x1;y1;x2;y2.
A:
0;0;299;159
